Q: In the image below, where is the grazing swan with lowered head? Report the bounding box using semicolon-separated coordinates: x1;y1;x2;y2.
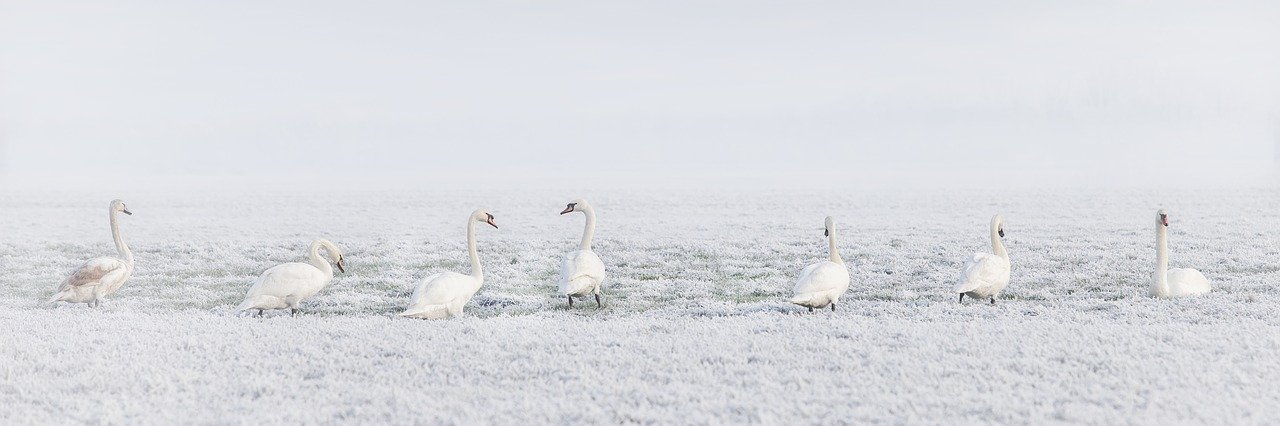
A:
48;199;134;307
401;210;498;319
237;239;346;316
1152;209;1210;298
789;216;851;312
955;214;1011;305
559;199;606;308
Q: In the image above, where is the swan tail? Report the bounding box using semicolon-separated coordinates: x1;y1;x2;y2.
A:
789;293;816;307
399;304;452;319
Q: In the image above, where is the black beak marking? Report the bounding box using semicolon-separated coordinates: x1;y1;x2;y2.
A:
998;229;1004;238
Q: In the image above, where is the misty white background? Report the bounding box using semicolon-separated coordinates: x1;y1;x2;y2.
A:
1;1;1277;188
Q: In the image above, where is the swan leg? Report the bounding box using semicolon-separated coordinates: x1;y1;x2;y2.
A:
808;306;814;313
256;309;264;317
567;296;573;308
989;297;996;305
958;294;965;303
830;303;836;312
291;308;300;317
594;294;602;308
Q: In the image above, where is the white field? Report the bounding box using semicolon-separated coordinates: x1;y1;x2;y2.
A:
3;187;1280;423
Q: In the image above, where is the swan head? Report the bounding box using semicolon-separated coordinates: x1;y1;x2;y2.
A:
823;216;835;237
1157;209;1169;227
560;199;589;215
316;239;346;273
110;199;132;216
991;214;1005;238
473;210;498;229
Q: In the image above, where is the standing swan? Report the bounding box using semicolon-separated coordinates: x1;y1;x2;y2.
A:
48;199;134;307
955;214;1011;305
1152;209;1211;297
559;199;606;308
789;216;851;312
400;210;498;319
236;239;347;316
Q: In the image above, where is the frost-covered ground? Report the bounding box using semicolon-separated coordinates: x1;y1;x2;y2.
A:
3;186;1280;423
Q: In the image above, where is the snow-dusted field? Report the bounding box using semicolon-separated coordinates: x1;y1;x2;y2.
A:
3;186;1280;423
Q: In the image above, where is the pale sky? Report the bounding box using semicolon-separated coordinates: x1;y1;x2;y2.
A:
1;1;1278;188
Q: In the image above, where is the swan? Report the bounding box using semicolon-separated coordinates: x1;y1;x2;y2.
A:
789;216;851;312
559;199;606;308
48;199;135;307
400;210;498;319
1151;209;1211;298
236;239;347;316
955;214;1011;305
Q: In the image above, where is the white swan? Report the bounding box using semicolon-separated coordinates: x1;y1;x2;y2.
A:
400;210;498;319
789;216;851;312
236;239;346;316
48;199;134;307
1152;209;1211;298
955;214;1011;305
559;199;606;308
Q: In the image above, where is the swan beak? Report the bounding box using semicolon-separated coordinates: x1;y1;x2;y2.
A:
486;218;498;229
998;229;1004;238
560;204;576;215
122;208;133;216
336;258;346;273
824;229;829;237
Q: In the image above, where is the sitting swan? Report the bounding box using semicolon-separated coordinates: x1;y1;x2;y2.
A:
237;239;346;316
1151;209;1211;297
48;199;134;307
955;214;1011;305
401;210;498;319
559;199;606;308
789;216;851;312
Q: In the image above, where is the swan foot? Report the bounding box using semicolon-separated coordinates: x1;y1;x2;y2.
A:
290;308;300;317
567;296;573;308
256;309;264;317
989;297;996;305
808;306;814;313
594;294;602;308
958;294;965;303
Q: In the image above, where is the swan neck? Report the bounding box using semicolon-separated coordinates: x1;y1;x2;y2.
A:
828;228;843;263
308;240;333;277
580;205;596;251
1154;224;1169;296
467;218;482;280
990;223;1007;259
110;208;133;264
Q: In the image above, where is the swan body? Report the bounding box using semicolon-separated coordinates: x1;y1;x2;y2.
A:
956;214;1010;304
237;239;346;316
559;199;606;307
790;216;851;311
1152;209;1211;298
48;199;134;307
401;210;498;319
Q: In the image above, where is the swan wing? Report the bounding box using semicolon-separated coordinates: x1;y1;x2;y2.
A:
57;257;128;291
792;261;850;295
559;250;606;295
1166;268;1211;296
404;272;477;313
244;263;327;298
955;253;1009;293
